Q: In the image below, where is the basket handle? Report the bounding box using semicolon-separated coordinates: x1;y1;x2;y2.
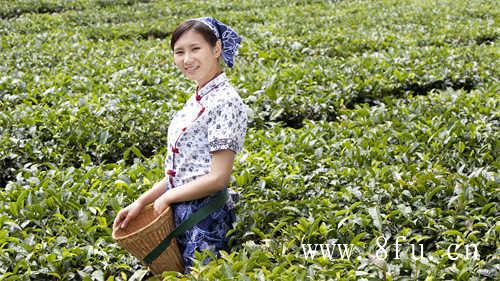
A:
143;188;229;265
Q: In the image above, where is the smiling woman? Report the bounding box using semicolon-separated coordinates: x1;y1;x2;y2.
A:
112;17;247;275
171;20;223;87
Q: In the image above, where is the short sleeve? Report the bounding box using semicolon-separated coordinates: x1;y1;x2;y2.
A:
207;99;247;154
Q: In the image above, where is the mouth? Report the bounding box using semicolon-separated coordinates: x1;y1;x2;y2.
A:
185;66;199;73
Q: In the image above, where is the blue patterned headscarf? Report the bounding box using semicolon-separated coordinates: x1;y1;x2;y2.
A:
192;17;242;68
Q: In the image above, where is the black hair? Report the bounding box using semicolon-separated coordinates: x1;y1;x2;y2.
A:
170;20;218;51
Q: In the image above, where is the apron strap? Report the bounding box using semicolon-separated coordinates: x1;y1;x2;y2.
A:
143;188;229;265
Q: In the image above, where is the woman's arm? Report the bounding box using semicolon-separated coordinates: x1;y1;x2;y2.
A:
113;176;168;229
136;176;169;207
153;149;235;214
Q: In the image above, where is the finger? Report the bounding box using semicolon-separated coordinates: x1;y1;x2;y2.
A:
121;216;131;229
113;220;119;230
113;215;120;229
152;202;158;214
113;210;126;229
113;217;123;230
155;203;163;216
154;204;164;216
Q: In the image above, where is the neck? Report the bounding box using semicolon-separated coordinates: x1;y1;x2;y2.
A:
197;68;223;90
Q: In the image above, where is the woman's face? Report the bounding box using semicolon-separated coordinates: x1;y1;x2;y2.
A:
173;29;222;86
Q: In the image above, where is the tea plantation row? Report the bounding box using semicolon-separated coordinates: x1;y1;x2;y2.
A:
1;0;498;185
1;86;497;280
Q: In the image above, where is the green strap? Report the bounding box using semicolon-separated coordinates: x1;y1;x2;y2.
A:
143;189;229;265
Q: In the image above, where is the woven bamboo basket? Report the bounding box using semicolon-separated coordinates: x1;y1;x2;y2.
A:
112;204;184;274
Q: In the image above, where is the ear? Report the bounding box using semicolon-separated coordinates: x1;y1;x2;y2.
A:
214;40;222;58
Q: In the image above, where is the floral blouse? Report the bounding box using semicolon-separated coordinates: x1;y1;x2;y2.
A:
164;71;247;273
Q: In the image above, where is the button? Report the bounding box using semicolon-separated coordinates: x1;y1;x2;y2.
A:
167;169;176;177
171;147;179;153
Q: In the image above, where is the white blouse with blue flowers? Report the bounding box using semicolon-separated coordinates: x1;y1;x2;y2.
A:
164;71;247;272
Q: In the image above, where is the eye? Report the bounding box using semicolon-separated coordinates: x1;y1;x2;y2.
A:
193;47;200;51
175;51;184;55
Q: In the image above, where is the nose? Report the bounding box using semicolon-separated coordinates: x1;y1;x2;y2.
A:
183;52;192;65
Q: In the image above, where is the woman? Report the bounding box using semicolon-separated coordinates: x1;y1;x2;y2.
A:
113;17;247;273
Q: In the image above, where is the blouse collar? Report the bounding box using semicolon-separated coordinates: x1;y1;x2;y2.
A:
195;71;227;100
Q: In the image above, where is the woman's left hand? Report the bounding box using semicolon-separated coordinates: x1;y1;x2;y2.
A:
153;192;170;216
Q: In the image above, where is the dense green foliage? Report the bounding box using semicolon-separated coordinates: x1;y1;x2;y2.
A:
1;0;498;280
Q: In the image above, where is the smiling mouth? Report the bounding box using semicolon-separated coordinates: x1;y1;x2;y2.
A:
185;66;199;73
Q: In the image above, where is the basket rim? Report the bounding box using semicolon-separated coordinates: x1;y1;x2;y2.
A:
112;203;174;241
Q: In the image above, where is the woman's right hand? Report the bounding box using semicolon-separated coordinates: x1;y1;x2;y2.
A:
113;201;143;230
